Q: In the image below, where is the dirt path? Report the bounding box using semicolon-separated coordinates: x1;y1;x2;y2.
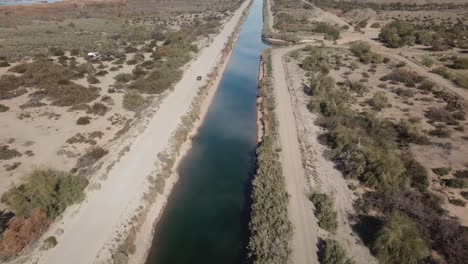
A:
31;1;251;264
271;45;318;264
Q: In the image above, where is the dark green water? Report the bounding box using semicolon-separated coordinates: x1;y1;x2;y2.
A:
145;0;268;263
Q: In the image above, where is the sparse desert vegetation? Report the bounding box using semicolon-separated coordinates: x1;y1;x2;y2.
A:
0;0;245;261
281;43;468;264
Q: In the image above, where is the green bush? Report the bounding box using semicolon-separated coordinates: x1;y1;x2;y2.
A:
114;73;133;83
379;21;415;48
454;170;468;179
374;213;429;264
421;57;434;68
76;116;91;125
130;65;182;94
368;92;389;111
381;68;424;87
432;167;451;176
0;104;9;112
449;199;466;207
123;90;146;112
1;168;88;218
321;239;355;264
314;22;341;40
348;81;368;95
443;178;466;188
87;102;109;116
350;41;382;64
309;192;338;232
41;236;58;250
453;57;468;70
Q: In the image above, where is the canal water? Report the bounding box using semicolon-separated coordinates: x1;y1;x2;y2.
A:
145;0;268;263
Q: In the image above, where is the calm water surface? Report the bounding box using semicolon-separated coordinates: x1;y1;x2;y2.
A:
145;0;268;263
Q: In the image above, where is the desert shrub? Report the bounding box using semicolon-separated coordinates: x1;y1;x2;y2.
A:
307;75;335;97
401;153;428;191
355;190;468;264
125;46;138;53
432;167;451;176
448;199;466;207
130;65;182;94
368;91;389;110
348;81;368;95
249;52;292;264
87;102;108;116
76;116;91;125
432;66;451;79
41;236;58;250
314;22;341;40
350;41;382;64
370;22;380;28
48;47;65;57
301;47;328;73
0;104;9;112
418;80;434;91
425;107;457;125
87;75;100;84
76;146;108;169
320;239;355;264
114;73;134;83
3;60;98;105
421;57;434;67
123;90;146;112
443;178;466;188
453;57;468;70
0;61;10;67
454;170;468;179
0;208;50;258
394;87;414;97
381;68;424;87
461;191;468;200
1;168;87;218
429;127;451;138
379;21;415;48
395;120;429;145
309;192;338;232
374;213;429;264
0;145;22;160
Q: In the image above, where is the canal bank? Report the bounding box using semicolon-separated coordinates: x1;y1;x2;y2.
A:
145;0;269;263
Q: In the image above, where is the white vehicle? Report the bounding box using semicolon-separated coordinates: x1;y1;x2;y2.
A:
87;52;101;60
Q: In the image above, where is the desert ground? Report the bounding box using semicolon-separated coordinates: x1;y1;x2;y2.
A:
264;0;468;263
0;0;250;262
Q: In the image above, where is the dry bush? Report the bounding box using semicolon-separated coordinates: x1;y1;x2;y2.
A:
355;191;468;264
76;146;108;169
0;145;22;160
381;68;424;87
122;91;146;112
0;209;50;258
87;102;109;116
2;60;99;105
425;107;458;125
76;116;91;125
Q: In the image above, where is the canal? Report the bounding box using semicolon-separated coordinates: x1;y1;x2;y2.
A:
145;0;268;263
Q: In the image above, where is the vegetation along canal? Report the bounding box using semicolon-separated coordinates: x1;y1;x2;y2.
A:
145;0;268;263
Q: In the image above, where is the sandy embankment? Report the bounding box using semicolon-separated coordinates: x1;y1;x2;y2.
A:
17;1;253;264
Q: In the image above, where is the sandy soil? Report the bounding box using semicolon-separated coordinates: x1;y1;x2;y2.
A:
271;45;318;264
5;1;251;263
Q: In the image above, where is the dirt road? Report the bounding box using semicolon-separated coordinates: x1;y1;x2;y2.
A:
35;1;251;263
271;45;318;264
